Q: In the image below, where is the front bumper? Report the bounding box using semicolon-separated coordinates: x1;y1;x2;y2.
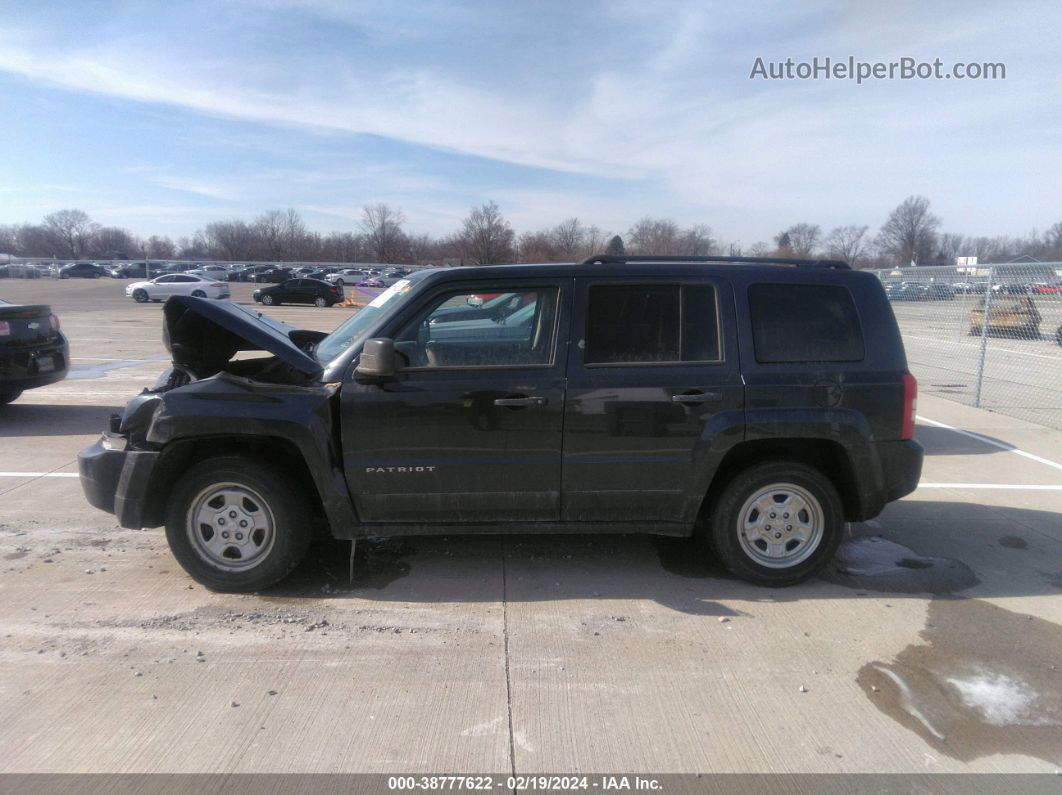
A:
78;433;160;529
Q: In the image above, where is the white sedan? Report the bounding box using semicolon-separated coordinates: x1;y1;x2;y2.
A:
125;274;231;303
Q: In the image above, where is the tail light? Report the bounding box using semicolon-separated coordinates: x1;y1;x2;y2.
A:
49;314;61;332
210;282;222;288
901;373;917;440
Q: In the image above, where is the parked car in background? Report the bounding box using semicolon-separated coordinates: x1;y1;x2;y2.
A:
232;266;267;282
252;268;293;283
0;298;68;404
126;273;231;303
253;278;343;307
951;281;986;294
326;268;365;286
59;262;108;279
969;295;1041;338
159;262;199;274
1029;281;1062;295
885;282;928;301
356;277;386;288
190;264;231;281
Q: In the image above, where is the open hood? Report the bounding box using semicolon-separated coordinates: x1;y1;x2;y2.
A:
162;295;323;380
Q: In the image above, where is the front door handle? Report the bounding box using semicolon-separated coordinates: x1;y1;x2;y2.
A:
672;391;722;404
494;396;547;407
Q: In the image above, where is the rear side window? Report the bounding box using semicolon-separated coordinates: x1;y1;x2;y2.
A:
749;284;864;363
585;284;721;364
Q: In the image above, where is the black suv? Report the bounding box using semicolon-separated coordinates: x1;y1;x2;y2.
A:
79;255;922;592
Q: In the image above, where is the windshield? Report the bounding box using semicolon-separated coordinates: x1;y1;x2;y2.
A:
314;277;418;363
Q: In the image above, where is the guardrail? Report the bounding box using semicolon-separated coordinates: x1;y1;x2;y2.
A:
870;263;1062;429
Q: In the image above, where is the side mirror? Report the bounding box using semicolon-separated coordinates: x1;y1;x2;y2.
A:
356;338;397;377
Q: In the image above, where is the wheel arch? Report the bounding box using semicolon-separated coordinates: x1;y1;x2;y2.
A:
699;438;862;523
140;435;325;531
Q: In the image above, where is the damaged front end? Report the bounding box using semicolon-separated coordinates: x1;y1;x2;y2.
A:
79;296;355;534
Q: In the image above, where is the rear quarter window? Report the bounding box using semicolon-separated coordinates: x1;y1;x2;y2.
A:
748;284;864;363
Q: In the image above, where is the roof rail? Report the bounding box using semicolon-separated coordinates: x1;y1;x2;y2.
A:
580;254;850;270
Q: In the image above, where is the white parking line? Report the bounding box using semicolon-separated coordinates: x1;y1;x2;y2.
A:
918;483;1062;490
918;415;1062;472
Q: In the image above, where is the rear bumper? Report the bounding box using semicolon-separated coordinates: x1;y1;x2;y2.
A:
876;439;924;503
0;339;69;392
78;434;160;529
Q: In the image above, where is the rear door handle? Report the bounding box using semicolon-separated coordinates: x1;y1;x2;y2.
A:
494;396;547;407
672;391;722;404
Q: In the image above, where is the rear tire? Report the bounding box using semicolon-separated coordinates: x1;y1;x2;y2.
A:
706;461;843;587
164;456;313;592
133;289;149;303
0;390;23;405
1056;326;1062;348
191;290;206;298
314;296;327;307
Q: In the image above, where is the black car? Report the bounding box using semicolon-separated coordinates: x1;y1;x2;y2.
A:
59;262;108;279
0;299;69;404
118;262;163;279
252;268;292;283
79;254;922;592
253;278;344;307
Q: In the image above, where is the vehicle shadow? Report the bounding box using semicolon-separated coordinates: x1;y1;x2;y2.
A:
263;501;1062;613
0;403;114;437
915;424;1003;456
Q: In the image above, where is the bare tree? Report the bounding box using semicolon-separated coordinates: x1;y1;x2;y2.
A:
0;224;17;255
748;241;772;258
88;226;139;259
144;235;176;259
458;201;515;265
360;203;407;263
204;220;255;261
628;217;679;254
877;196;940;266
43;209;97;258
823;225;869;267
517;230;560;263
778;223;820;258
676;224;716;255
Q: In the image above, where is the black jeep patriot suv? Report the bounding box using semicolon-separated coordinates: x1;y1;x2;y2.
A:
79;255;922;591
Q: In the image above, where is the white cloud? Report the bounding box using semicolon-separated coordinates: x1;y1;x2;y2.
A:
1;0;1060;240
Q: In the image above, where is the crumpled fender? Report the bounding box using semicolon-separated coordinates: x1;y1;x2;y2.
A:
143;372;360;537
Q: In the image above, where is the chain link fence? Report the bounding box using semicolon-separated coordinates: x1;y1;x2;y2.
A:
870;263;1062;429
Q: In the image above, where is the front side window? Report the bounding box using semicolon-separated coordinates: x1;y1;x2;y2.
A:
394;287;558;369
584;283;721;365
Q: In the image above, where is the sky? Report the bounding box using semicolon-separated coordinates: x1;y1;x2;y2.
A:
0;0;1059;247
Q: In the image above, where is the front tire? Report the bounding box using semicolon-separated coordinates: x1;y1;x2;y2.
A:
706;461;843;586
261;294;275;306
164;457;312;592
133;289;149;303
